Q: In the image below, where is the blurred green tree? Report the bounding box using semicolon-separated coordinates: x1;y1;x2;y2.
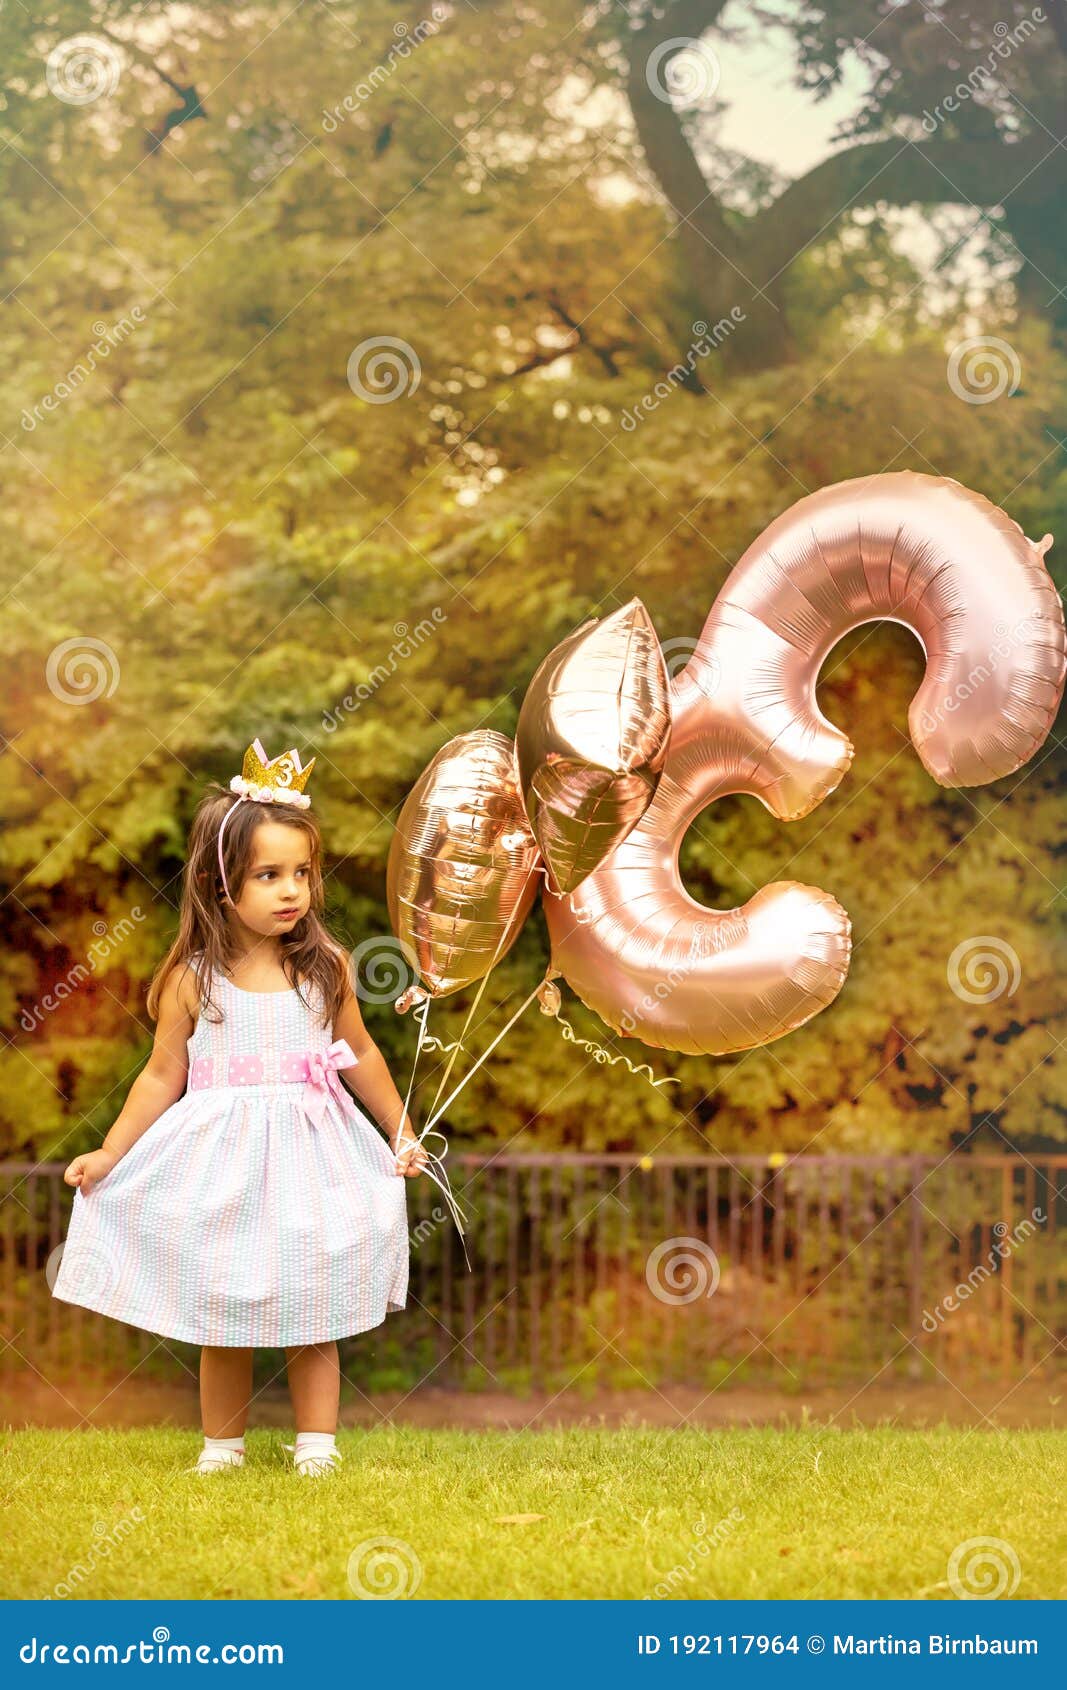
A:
0;1;1062;1160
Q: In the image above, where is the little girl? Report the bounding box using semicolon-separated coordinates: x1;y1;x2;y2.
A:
52;736;429;1479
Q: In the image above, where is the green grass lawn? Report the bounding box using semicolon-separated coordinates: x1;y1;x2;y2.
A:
3;1425;1064;1601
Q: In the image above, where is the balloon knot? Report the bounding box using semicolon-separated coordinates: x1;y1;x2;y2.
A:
536;980;562;1017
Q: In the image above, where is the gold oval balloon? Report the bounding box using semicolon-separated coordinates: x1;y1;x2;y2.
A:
543;473;1066;1056
387;729;542;998
515;598;672;895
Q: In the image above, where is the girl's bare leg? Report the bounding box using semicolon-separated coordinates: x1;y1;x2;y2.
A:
284;1341;340;1432
199;1346;253;1437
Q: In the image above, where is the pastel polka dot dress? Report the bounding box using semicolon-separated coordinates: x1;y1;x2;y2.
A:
51;955;409;1346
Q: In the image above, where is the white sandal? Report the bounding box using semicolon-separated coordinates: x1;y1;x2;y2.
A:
190;1445;245;1475
282;1440;343;1477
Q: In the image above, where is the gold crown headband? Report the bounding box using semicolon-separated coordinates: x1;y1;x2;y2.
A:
216;738;316;908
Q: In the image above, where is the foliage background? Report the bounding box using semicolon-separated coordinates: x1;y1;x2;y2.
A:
1;0;1064;1162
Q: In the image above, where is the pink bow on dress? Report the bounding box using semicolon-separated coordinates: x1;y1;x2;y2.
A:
300;1039;358;1131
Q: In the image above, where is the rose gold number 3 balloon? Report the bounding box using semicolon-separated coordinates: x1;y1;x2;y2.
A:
542;472;1066;1056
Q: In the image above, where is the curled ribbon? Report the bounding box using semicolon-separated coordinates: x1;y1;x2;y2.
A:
409;996;467;1062
535;981;680;1093
300;1038;359;1132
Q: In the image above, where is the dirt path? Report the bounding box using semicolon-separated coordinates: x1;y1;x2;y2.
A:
4;1374;1064;1430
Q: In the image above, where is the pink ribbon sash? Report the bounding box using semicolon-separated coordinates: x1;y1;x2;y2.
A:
300;1038;358;1131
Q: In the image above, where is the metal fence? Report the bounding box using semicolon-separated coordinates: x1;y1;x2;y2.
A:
2;1153;1064;1393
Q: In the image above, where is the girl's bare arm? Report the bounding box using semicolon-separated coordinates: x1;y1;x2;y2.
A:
64;966;195;1190
330;966;427;1175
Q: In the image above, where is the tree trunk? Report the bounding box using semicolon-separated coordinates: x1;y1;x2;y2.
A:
1002;156;1067;332
624;0;1065;374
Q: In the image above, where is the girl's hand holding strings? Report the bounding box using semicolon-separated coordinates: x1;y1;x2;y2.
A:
392;1122;429;1179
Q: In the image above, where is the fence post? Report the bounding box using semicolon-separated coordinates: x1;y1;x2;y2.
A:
1000;1160;1013;1382
908;1156;924;1379
4;1153;1059;1398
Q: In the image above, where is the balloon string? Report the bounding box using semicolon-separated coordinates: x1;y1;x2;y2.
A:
407;1121;472;1272
392;998;472;1270
395;966;471;1142
424;853;548;1122
398;975;675;1268
408;996;467;1064
418;980;545;1137
547;1006;682;1093
393;853;546;1274
396;981;433;1151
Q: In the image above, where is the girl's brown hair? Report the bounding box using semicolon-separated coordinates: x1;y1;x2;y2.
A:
146;784;351;1029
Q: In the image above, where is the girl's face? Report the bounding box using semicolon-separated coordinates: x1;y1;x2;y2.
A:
229;819;314;936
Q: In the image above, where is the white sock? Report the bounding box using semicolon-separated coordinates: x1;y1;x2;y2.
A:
202;1434;244;1461
294;1431;336;1459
